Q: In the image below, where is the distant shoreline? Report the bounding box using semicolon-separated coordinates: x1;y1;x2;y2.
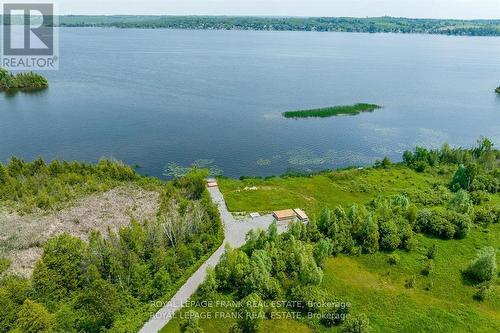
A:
10;15;498;36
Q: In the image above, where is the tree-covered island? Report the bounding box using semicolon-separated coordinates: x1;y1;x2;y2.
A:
0;68;48;92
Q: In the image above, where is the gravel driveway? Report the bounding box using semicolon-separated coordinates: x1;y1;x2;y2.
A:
140;185;287;333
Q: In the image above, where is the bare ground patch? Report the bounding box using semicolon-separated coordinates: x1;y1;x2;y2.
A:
0;186;159;276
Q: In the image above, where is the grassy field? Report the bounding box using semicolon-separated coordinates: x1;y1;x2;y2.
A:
321;224;500;332
282;103;381;119
218;165;455;216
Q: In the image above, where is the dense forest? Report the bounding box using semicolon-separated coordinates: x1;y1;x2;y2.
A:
0;162;223;332
57;16;500;36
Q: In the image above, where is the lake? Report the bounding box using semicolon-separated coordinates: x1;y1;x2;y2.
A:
1;28;499;178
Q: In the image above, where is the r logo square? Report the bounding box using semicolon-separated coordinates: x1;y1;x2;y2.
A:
1;2;59;70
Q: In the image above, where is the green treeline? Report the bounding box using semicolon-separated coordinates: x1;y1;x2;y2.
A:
0;157;140;212
0;166;224;332
56;16;500;36
283;103;381;119
0;68;48;91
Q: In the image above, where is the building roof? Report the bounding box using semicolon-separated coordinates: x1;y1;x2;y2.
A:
293;208;309;220
273;209;297;220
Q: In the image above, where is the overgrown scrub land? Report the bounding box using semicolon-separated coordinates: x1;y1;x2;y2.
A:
163;138;499;333
283;104;381;119
56;16;500;36
0;161;224;332
0;68;48;91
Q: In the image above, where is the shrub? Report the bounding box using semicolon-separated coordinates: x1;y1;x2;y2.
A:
298;250;324;285
0;276;31;332
197;268;217;298
374;156;391;169
0;257;11;275
289;285;326;313
181;310;204;333
242;250;274;298
464;247;497;284
426;244;437;259
0;68;15;89
448;190;473;215
450;163;478;191
387;254;400;265
320;300;350;327
470;190;490;205
421;261;434;276
360;215;379;254
237;293;265;333
379;219;401;250
473;283;492;302
405;275;417;289
342;313;371;333
215;246;249;290
15;299;56;333
229;324;243;333
32;234;86;303
474;206;500;225
415;209;471;239
447;212;471;239
429;214;456;239
424;281;434;291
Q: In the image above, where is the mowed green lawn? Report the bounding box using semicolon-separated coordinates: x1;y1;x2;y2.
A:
218;166;452;215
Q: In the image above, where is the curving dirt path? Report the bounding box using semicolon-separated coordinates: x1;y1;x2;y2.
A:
140;185;287;333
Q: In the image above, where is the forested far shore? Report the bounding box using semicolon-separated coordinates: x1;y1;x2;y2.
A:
14;16;498;36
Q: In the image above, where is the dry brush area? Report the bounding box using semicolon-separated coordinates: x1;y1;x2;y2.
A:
0;186;159;276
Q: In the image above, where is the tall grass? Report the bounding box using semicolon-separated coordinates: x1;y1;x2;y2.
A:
283;103;381;119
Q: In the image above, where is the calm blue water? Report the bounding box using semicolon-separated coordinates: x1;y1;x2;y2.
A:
1;28;499;177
